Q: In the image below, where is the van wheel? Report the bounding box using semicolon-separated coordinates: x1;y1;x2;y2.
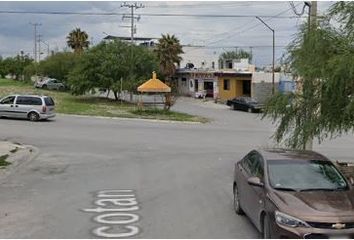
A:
28;112;39;122
262;214;271;239
233;184;244;215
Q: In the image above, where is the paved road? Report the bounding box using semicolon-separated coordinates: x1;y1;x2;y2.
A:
0;98;353;238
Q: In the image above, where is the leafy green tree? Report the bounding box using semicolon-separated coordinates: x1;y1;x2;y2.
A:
66;28;90;54
68;40;158;100
1;53;33;80
38;52;80;83
262;2;354;149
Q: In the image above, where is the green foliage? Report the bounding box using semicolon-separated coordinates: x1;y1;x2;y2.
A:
68;40;159;99
0;154;11;167
0;53;33;80
219;49;252;62
154;34;184;79
38;52;80;83
263;3;354;149
66;28;90;54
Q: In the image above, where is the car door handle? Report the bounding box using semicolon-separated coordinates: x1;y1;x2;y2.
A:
10;105;13;107
15;105;18;107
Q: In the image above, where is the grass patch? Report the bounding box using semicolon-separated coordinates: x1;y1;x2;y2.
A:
131;109;209;122
0;79;207;123
0;154;11;166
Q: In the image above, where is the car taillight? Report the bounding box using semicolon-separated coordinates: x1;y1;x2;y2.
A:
42;106;47;113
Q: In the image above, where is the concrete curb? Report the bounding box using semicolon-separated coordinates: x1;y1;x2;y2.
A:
0;144;39;183
56;113;207;125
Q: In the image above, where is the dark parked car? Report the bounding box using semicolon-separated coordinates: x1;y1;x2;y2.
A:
227;96;263;113
233;149;354;239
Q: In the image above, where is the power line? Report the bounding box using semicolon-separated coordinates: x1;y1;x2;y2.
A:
121;2;144;43
0;10;305;19
205;2;303;47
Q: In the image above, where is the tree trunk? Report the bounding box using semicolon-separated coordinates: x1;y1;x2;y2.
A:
113;91;118;101
106;89;110;98
130;92;133;102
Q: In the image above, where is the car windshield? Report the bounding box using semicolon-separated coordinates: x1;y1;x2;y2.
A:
268;160;348;191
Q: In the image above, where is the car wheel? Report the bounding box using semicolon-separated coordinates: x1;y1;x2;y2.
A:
233;184;244;215
262;214;271;239
233;105;237;110
28;112;39;122
247;107;252;113
42;84;47;89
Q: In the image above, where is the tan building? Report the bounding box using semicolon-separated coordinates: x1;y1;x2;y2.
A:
214;72;252;101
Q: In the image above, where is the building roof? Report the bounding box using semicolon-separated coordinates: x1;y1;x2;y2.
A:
137;72;171;93
103;35;158;41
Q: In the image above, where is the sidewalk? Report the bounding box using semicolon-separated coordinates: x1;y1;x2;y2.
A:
0;141;38;182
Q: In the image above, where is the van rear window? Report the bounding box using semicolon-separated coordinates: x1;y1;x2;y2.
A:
44;97;55;106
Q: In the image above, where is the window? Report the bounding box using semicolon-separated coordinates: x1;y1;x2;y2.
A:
44;97;55;106
223;79;230;91
182;78;187;86
16;97;42;105
0;96;15;104
226;60;233;69
212;62;215;69
241;152;264;178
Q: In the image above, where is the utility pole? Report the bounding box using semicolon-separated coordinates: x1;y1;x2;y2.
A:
256;16;275;95
37;34;42;61
121;2;144;43
29;22;41;62
303;1;317;151
40;40;50;58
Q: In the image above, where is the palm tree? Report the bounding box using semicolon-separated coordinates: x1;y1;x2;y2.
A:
154;34;184;82
154;34;184;110
66;28;90;54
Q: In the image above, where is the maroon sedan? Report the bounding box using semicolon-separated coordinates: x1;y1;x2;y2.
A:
233;149;354;239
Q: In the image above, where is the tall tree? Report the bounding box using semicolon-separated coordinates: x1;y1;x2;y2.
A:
154;34;184;109
68;40;158;100
66;28;90;54
262;2;354;149
154;34;183;82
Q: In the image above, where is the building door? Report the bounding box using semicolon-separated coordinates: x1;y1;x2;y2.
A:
243;80;251;96
204;81;214;98
194;79;199;92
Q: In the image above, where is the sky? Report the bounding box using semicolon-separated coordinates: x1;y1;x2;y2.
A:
0;1;334;68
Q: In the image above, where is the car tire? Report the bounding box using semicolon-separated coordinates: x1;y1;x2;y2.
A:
247;107;252;113
233;104;237;110
233;184;244;215
42;85;47;89
28;112;39;122
262;214;271;239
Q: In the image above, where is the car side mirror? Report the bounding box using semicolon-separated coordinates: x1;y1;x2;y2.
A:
248;177;264;187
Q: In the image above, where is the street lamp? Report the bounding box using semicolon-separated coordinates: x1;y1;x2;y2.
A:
256;16;275;95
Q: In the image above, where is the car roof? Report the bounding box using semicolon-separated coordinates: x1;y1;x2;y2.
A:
12;94;49;98
256;148;329;161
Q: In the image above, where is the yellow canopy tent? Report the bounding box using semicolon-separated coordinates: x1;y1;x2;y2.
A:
137;72;171;109
137;72;171;93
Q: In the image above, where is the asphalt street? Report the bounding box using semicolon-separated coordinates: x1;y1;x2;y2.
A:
0;98;353;238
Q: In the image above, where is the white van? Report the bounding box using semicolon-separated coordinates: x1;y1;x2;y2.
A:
0;95;56;121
